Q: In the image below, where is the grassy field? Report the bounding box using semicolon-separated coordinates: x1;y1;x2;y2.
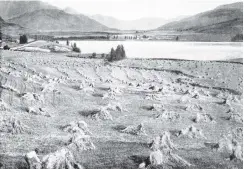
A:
0;50;242;169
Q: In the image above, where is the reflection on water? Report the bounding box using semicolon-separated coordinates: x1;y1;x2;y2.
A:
60;41;243;60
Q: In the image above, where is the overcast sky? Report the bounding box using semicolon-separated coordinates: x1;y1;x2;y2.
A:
43;0;242;20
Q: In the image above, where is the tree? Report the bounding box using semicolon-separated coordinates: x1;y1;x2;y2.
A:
19;34;28;44
107;45;126;62
115;45;122;60
121;45;126;58
142;35;148;39
108;48;116;61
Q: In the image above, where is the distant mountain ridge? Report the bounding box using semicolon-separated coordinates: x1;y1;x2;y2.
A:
61;6;187;30
0;0;242;36
0;1;57;19
157;2;243;34
7;9;113;32
90;14;187;30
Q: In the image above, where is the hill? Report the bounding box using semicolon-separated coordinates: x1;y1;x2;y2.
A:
0;1;57;20
7;9;113;33
157;2;243;34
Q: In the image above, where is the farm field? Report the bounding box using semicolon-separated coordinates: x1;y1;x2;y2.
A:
0;50;242;169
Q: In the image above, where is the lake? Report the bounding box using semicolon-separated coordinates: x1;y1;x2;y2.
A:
60;41;243;60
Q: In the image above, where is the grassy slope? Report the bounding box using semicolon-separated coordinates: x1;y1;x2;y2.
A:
155;2;243;42
157;2;243;33
7;9;112;33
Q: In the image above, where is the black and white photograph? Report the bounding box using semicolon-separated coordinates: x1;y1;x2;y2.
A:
0;0;243;168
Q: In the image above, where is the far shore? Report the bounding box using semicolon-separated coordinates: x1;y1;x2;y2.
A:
1;49;243;64
1;40;242;63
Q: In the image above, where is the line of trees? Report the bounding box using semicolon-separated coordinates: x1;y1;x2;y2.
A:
112;36;138;40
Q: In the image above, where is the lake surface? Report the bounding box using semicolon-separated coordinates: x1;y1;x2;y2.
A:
61;41;243;60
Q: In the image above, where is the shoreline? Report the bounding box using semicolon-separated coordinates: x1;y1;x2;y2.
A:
54;38;244;43
130;57;243;64
1;50;243;64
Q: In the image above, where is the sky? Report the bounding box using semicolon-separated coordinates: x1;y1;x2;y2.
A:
43;0;242;20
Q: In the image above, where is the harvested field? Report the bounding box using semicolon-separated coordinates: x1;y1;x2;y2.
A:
0;50;242;169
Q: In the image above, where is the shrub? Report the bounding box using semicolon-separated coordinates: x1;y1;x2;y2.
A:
73;47;81;53
92;52;96;58
72;43;81;53
142;35;148;39
107;45;126;62
3;45;10;50
89;53;96;58
19;34;28;44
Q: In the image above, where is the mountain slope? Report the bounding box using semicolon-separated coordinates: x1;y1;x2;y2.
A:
215;2;243;10
90;15;187;30
7;9;113;32
0;1;57;20
157;2;243;34
0;17;26;37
